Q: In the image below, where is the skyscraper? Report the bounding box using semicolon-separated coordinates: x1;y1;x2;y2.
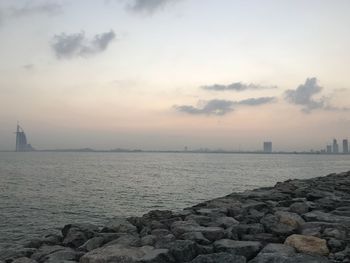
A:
15;123;34;152
343;139;349;154
263;142;272;153
333;139;339;154
326;145;332;153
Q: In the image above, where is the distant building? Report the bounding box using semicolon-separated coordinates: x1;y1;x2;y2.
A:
263;142;272;153
15;123;34;152
326;145;332;153
343;139;349;154
333;139;339;154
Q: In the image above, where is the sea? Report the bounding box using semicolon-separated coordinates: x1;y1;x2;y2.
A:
0;152;349;248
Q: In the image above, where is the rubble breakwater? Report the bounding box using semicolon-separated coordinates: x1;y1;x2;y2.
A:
1;171;350;263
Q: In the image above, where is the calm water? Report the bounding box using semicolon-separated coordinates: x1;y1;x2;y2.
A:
0;152;349;248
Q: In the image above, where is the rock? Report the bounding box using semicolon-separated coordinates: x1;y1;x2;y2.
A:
62;224;98;239
214;239;262;260
240;233;281;244
150;229;171;237
41;248;80;263
62;227;89;248
303;210;350;224
284;234;329;256
260;214;295;235
197;245;214;255
191;252;246;263
0;247;36;262
80;245;173;263
180;232;211;245
171;220;204;237
260;211;305;236
141;235;157;246
154;234;176;249
31;245;67;262
78;237;105;252
289;202;309;214
201;227;225;242
214;217;239;228
322;227;346;240
327;238;346;253
41;233;62;246
101;218;137;234
232;224;265;238
186;215;213;226
103;234;141;247
249;243;295;263
12;257;37;263
286;254;330;263
166;240;198;262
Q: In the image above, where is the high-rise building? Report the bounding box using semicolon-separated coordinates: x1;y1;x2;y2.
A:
263;142;272;153
343;139;349;154
326;145;332;153
333;139;339;154
15;123;34;152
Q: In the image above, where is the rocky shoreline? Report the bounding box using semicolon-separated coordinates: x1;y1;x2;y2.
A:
1;171;350;263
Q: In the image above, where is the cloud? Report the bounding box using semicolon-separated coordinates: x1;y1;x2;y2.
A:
51;31;116;59
201;82;277;91
10;2;63;17
128;0;178;14
174;97;276;116
284;78;326;113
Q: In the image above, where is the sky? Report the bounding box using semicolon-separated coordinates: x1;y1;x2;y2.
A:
0;0;350;151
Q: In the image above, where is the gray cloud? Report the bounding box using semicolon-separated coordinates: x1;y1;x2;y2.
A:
174;97;276;116
284;78;325;113
51;31;116;59
128;0;178;14
10;2;63;17
202;82;277;91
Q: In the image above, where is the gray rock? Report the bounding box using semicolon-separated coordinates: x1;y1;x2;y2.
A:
191;252;246;263
0;247;36;261
103;234;141;247
201;227;225;242
214;239;262;260
285;254;330;263
31;245;67;263
289;202;309;215
78;237;105;252
41;248;80;263
62;228;88;248
150;229;171;237
260;214;295;236
140;235;157;246
197;245;214;255
186;215;213;226
180;232;211;245
303;210;350;224
12;257;37;263
259;243;295;256
165;240;198;262
171;220;204;237
80;245;174;263
102;218;137;234
214;217;239;228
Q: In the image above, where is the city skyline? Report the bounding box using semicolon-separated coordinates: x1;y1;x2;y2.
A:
0;1;350;151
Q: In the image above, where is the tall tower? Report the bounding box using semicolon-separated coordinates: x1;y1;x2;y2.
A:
343;139;349;154
15;123;33;152
333;139;339;154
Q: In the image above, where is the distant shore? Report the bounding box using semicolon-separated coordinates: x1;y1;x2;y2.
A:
1;149;350;155
1;171;349;262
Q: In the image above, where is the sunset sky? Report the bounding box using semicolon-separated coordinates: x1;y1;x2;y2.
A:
0;0;350;151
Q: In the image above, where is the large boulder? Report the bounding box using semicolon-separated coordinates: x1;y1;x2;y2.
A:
31;245;74;263
80;245;173;263
213;239;262;260
0;247;36;262
284;234;329;256
190;252;246;263
11;258;37;263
